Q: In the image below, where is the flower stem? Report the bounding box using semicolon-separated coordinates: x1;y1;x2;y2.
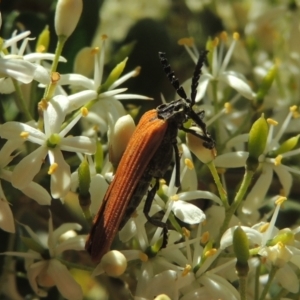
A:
207;161;229;209
259;265;278;300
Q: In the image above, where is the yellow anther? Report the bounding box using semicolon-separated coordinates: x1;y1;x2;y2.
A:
171;194;179;201
233;32;240;40
267;118;278;126
177;37;195;47
81;107;88;117
159;178;166;185
289;105;297;112
101;34;108;40
217;167;226;175
274;155;282;166
36;45;46;53
204;248;217;257
91;47;99;55
220;31;227;42
182;227;190;238
139;252;148;262
212;37;219;47
224;102;232;113
48;163;58;175
201;231;210;244
277;241;284;249
185;158;194;170
275;196;287;206
259;223;269;233
133;66;141;77
182;264;192;277
20;131;29;139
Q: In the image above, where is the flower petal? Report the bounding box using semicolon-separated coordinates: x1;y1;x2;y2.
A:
214;151;248;168
172;200;206;224
21;181;52;205
27;261;48;297
12;147;47;189
60;136;96;154
0;184;15;233
47;259;83;300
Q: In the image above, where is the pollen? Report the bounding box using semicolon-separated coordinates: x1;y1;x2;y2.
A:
177;37;194;47
48;163;58;175
139;252;148;262
81;107;89;117
182;264;192;277
275;196;287;206
224;102;232;113
267;118;278;126
182;227;190;238
201;231;210;244
51;72;60;83
274;155;282;166
233;32;240;40
185;158;194;170
259;223;269;233
204;248;217;257
289;105;297;112
20;131;29;139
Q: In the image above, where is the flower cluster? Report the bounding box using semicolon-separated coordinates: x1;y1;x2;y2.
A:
1;1;300;300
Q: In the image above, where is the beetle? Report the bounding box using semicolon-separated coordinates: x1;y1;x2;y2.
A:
85;50;215;262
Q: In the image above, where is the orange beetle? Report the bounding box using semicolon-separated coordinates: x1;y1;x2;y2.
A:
86;51;214;262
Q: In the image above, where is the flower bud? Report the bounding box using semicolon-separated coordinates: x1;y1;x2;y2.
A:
233;226;249;264
270;135;299;157
186;126;216;163
109;115;135;169
154;295;171;300
246;114;268;171
78;156;91;197
36;26;50;53
101;250;127;277
94;140;103;174
255;62;278;106
55;0;83;38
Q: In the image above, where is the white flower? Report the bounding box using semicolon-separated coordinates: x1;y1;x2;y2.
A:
3;212;85;299
0;97;96;198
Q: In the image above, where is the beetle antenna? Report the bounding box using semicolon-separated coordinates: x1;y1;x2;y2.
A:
158;52;187;100
190;50;208;105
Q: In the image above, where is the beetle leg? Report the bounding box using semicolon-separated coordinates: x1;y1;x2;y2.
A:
181;126;215;149
143;178;168;248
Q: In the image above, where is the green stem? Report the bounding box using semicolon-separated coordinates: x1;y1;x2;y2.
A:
259;265;278;300
207;160;229;209
216;169;254;245
239;275;248;300
254;262;261;300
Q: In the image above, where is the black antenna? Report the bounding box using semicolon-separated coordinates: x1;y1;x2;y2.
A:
158;52;187;100
190;50;208;105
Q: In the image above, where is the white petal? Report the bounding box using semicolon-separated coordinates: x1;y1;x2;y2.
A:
12;147;47;189
172;200;206;224
21;181;51;205
49;148;71;198
90;174;109;215
67;90;98;113
59;73;95;90
3;251;42;260
273;164;292;197
242;164;273;213
219;72;255;100
178;191;222;205
214;151;248;168
196;74;212;102
33;64;50;85
27;261;48;297
47;259;83;300
53;223;82;242
0;187;15;233
0;139;24;167
0;121;45;142
25;53;67;63
55;235;86;255
0;58;35;83
276;264;299;293
60;136;96;154
119;219;137;243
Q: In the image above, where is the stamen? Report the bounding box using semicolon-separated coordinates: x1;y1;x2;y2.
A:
182;264;192;277
177;37;194;47
185;158;194;170
259;223;269;233
275;196;286;206
81;107;88;117
233;32;240;40
20;131;29;139
204;248;217;257
48;163;58;175
267;118;278;126
201;231;209;244
139;252;148;262
224;102;232;113
274;155;282;166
